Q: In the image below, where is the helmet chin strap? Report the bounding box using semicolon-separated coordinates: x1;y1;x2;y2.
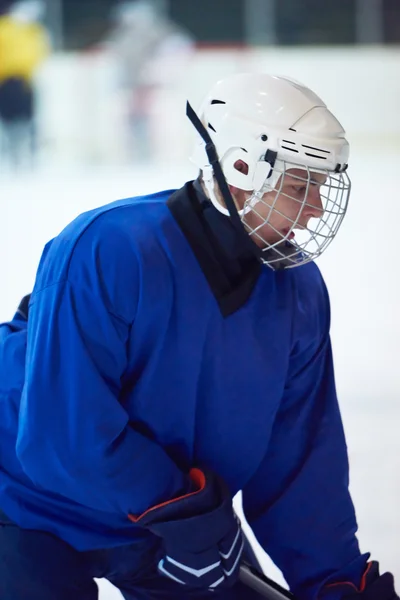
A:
187;102;248;232
201;165;232;217
186;101;277;260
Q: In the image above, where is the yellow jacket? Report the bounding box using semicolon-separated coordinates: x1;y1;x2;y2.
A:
0;15;49;84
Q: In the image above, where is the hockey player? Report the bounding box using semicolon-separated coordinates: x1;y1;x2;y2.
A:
0;73;397;600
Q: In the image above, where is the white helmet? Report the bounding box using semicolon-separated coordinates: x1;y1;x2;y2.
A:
189;72;351;269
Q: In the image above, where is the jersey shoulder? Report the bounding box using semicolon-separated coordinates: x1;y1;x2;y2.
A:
288;260;331;343
32;190;176;291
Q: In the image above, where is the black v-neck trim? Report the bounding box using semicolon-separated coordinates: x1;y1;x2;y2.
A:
167;182;261;317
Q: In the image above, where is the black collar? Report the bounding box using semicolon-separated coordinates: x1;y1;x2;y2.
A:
167;181;262;317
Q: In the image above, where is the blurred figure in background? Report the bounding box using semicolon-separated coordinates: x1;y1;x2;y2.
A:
0;0;50;171
103;0;194;163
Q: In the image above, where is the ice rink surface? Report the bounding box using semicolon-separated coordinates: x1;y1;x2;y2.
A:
1;145;400;597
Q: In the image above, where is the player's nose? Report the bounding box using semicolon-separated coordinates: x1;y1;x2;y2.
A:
304;188;324;219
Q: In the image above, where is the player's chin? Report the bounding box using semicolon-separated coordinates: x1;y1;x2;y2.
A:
266;228;293;245
251;233;285;249
248;222;293;248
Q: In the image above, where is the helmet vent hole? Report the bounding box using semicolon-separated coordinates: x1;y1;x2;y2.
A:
304;153;327;160
302;144;330;155
211;99;226;105
281;139;298;153
208;123;216;132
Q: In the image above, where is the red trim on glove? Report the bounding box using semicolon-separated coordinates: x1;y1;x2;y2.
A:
324;562;373;594
128;468;206;523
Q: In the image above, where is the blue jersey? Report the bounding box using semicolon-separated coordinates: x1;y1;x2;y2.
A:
0;182;367;598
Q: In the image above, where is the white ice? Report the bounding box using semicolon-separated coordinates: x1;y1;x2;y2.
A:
1;146;400;597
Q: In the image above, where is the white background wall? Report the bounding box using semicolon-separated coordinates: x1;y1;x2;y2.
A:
34;46;400;166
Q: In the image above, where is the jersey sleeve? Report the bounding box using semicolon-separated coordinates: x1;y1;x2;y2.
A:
242;267;369;600
16;214;188;517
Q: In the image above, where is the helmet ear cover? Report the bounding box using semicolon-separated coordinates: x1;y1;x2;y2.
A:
218;147;275;194
186;100;262;257
252;160;273;192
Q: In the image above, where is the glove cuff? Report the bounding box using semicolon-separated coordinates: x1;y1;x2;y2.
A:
128;468;206;524
322;561;399;600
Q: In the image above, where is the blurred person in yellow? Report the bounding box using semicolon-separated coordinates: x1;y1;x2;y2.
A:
0;0;50;169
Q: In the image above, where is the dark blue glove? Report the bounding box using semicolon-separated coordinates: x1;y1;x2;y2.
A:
322;562;399;600
343;562;399;600
129;468;244;591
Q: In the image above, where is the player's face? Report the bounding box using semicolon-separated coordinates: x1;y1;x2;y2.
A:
242;168;326;247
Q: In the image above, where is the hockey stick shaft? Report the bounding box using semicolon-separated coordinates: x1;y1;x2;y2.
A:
239;564;295;599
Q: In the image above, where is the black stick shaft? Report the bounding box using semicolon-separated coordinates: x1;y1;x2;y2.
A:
239;564;295;600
